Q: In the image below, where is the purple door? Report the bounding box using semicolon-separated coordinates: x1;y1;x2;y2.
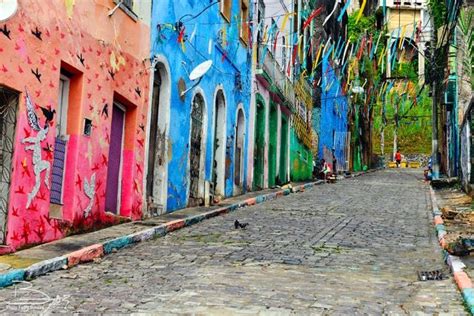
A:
105;104;125;213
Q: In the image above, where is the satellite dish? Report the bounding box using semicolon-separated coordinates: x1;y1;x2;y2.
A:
180;60;213;98
0;0;18;22
189;60;212;81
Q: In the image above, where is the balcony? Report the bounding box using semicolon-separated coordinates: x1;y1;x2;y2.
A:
259;52;295;110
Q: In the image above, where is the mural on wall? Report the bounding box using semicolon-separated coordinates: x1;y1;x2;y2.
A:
22;90;52;209
0;1;150;253
83;173;96;218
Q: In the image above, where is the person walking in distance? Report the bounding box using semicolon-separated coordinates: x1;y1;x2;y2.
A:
395;150;402;168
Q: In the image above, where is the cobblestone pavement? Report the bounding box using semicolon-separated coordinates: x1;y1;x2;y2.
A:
0;169;467;315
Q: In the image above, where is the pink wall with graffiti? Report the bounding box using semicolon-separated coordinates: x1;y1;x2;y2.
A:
0;0;151;253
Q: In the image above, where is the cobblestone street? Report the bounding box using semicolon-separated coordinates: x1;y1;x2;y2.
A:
0;170;467;314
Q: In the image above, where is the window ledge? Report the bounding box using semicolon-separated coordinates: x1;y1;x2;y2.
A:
113;0;138;22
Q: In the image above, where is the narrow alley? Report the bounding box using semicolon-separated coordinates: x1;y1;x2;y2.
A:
0;170;466;314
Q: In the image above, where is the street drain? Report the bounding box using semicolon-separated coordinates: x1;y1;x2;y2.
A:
417;270;445;281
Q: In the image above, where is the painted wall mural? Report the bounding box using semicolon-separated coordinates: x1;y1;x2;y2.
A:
0;0;151;253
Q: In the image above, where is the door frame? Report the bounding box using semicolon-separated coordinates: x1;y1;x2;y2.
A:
143;56;171;215
212;87;226;198
0;86;19;245
187;88;207;206
106;102;126;214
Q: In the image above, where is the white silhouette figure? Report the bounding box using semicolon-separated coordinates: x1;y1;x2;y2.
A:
83;173;96;218
22;90;51;209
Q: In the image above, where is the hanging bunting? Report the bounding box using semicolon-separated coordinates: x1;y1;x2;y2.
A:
323;1;339;26
303;6;323;29
337;0;351;22
356;0;367;23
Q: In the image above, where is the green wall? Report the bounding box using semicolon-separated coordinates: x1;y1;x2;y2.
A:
290;128;313;182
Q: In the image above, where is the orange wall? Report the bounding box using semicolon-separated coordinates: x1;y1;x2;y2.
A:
0;0;151;252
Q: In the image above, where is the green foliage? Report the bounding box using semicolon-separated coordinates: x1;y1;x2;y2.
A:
348;10;376;42
373;88;432;154
428;0;448;30
392;62;418;81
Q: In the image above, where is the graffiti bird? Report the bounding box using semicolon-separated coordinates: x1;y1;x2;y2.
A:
15;186;25;194
31;26;42;40
139;123;145;132
21;220;30;242
137;138;144;147
42;142;54;160
0;24;11;39
23;127;31;138
77;53;85;66
11;207;19;217
11;231;20;242
39;106;56;127
101;154;108;167
135;87;141;97
31;68;42;83
108;69;115;80
75;174;82;189
28;202;39;212
101;103;109;119
37;190;47;201
92;163;100;171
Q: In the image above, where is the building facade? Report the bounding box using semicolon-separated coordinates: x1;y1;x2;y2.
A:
0;0;151;253
151;0;252;211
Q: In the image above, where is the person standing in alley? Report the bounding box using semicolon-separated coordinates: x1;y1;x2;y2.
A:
395;150;402;168
332;149;337;176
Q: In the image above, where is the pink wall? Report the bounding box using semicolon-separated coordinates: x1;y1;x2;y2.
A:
0;0;150;252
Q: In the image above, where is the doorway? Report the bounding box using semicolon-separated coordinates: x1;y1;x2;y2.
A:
268;103;278;187
279;114;288;184
188;94;205;207
105;103;125;214
0;87;18;244
234;108;245;194
253;99;265;190
212;90;226;200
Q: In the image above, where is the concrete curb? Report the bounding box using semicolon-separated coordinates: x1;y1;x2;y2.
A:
0;171;376;289
429;187;474;314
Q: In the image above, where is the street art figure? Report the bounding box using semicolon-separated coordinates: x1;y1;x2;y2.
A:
22;90;51;209
83;173;96;218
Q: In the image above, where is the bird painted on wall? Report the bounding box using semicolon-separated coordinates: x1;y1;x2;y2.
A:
1;24;11;39
39;106;56;127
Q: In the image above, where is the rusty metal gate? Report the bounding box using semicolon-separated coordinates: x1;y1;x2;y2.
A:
0;87;18;244
189;94;204;206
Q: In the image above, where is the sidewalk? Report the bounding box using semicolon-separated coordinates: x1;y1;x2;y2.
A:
429;186;474;314
0;180;327;288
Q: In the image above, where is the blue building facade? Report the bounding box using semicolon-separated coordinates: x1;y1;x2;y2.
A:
317;58;349;172
150;0;252;211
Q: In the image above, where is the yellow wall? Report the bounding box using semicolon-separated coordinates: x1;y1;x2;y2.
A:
387;9;421;35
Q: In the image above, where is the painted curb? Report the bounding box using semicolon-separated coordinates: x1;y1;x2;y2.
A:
24;256;68;280
0;173;376;288
0;269;25;288
429;187;474;314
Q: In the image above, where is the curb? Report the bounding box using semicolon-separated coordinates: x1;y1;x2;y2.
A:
429;187;474;314
0;171;376;289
